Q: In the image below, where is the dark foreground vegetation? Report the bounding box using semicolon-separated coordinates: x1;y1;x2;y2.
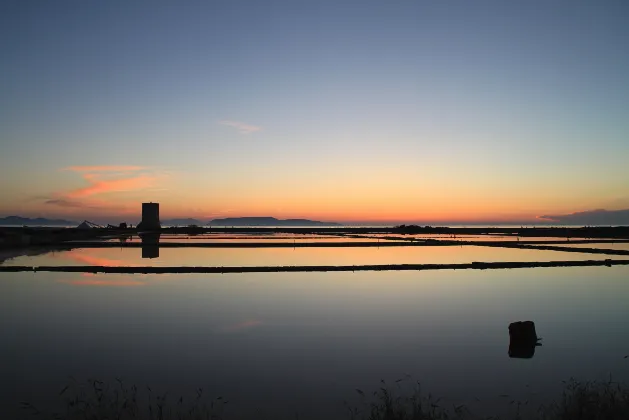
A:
349;378;629;420
19;377;629;420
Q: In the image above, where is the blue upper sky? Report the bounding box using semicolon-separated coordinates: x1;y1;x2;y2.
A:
1;0;628;223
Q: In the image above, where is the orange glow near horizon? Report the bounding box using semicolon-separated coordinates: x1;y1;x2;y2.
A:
3;3;629;230
3;162;627;224
4;193;615;224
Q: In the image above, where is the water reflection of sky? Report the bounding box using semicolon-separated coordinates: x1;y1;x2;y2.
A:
353;233;605;242
79;233;618;244
1;245;614;267
100;236;390;243
1;267;629;419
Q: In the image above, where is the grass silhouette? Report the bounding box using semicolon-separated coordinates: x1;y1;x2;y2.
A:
19;376;629;420
20;377;226;420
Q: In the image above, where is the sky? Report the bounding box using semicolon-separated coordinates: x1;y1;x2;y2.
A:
1;0;628;225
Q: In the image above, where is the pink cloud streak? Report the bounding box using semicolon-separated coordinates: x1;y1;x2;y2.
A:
42;164;165;216
219;120;262;134
63;165;146;172
66;175;157;198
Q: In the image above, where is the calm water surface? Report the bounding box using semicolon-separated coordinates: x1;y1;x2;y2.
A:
355;234;598;242
1;250;629;418
100;236;390;243
1;246;610;268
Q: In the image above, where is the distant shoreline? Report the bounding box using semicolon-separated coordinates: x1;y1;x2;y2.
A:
1;225;629;251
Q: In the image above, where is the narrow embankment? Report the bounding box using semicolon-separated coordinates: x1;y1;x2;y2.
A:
483;243;629;256
2;259;628;274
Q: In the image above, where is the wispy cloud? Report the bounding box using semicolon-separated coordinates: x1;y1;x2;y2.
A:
63;165;146;172
44;198;90;208
43;165;167;211
66;174;158;198
63;165;156;198
219;120;262;134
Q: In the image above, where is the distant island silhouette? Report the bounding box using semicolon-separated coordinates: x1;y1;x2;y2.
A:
0;215;341;228
0;216;76;226
208;217;341;226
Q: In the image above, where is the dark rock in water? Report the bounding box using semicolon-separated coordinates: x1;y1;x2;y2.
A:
509;321;538;342
508;321;541;359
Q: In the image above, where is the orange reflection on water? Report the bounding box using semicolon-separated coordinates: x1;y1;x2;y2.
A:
221;319;263;332
52;249;139;267
60;277;146;287
9;243;599;271
138;245;594;267
59;271;148;287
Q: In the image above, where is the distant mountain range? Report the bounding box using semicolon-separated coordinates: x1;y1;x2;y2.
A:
208;217;341;226
0;215;340;227
156;217;342;227
0;216;77;226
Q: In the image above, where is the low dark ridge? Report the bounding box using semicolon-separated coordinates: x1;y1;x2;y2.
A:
2;259;628;274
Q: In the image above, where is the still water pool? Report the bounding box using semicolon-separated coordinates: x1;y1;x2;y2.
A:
1;261;629;418
0;245;608;268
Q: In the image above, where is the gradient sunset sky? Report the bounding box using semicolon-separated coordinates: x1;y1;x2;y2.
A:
1;0;628;224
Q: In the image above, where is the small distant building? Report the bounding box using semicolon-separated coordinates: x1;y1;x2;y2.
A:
137;202;161;230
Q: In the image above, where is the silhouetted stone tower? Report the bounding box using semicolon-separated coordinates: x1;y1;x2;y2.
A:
137;202;161;230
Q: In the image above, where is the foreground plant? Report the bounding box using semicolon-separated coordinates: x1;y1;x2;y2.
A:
21;377;226;420
346;377;629;420
537;378;629;420
19;376;629;420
